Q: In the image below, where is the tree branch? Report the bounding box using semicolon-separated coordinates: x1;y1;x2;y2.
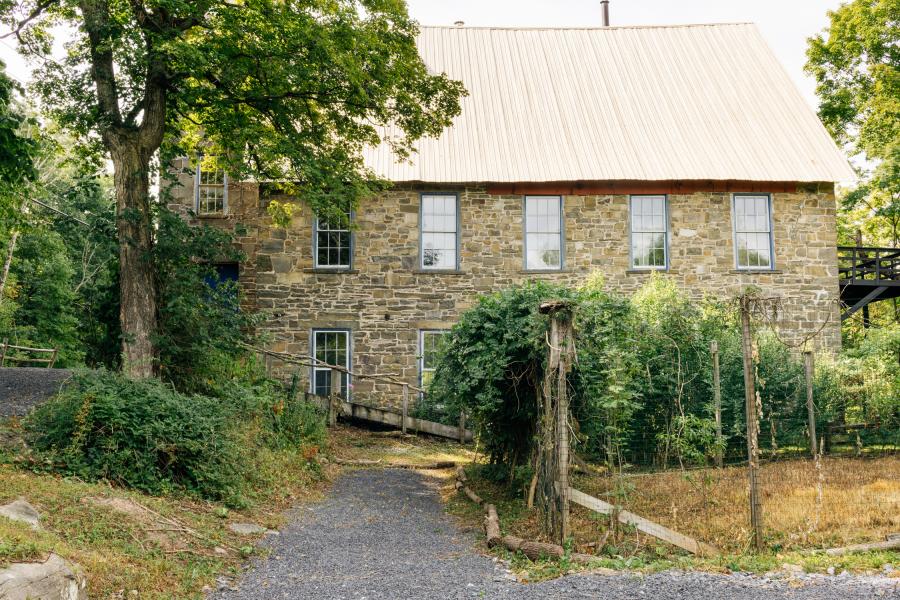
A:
78;0;123;132
0;0;58;40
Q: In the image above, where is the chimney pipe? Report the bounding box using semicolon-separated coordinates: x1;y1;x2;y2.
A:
454;20;465;27
601;1;610;26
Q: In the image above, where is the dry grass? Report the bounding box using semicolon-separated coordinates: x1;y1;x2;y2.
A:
573;455;900;553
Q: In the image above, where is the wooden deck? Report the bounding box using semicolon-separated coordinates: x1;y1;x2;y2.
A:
838;246;900;321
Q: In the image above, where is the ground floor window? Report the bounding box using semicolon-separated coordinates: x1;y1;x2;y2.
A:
419;330;448;390
311;329;350;397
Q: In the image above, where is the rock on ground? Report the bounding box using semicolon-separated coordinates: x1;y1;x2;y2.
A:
0;499;41;530
227;523;270;535
209;469;900;600
0;367;72;418
0;553;87;600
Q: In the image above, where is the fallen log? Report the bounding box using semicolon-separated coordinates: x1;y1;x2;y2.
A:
335;458;456;469
823;535;900;556
463;486;483;506
484;504;501;548
456;466;468;483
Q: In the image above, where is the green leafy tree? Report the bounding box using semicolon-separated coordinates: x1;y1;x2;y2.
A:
0;59;37;307
2;0;465;377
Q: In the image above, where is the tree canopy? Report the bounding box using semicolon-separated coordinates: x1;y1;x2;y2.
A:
2;0;465;376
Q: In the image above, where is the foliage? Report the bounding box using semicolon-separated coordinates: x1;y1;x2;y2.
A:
152;207;261;392
426;275;900;481
24;371;251;503
0;59;37;216
23;369;327;505
3;228;84;365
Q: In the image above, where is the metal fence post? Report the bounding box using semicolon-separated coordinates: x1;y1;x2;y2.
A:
401;384;409;434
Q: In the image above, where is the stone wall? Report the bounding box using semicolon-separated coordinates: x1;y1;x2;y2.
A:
168;170;841;409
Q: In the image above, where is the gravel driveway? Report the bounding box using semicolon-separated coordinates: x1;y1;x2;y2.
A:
0;367;71;418
211;469;899;600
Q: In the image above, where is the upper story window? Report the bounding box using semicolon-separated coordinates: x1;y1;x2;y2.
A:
315;211;352;269
195;163;227;215
420;194;459;270
630;195;668;269
733;194;774;270
419;330;448;390
524;196;563;270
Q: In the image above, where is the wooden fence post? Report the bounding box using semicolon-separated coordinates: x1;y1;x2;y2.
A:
740;295;764;552
804;350;817;459
711;340;723;468
401;383;409;434
458;410;466;444
329;368;341;427
0;338;6;367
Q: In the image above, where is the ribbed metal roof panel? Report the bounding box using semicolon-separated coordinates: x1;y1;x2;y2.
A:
363;24;855;184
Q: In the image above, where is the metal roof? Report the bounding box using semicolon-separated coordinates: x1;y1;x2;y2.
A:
363;23;855;184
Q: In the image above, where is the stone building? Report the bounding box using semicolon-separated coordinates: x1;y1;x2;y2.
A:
169;23;854;409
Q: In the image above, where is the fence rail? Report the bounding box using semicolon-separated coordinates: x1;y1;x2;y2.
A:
0;339;58;368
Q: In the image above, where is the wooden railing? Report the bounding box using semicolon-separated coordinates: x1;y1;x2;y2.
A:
838;246;900;283
0;340;58;368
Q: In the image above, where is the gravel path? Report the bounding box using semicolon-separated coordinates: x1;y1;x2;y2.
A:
211;469;899;600
0;367;72;418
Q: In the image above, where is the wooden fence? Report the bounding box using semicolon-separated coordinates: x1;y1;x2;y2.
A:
0;339;58;368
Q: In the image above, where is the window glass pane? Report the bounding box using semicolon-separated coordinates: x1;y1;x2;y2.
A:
525;197;562;270
420;331;448;389
313;331;350;397
733;196;772;269
630;196;667;268
421;195;458;269
197;166;226;215
315;211;351;268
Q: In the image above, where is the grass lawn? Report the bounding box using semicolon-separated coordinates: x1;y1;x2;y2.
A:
0;421;473;598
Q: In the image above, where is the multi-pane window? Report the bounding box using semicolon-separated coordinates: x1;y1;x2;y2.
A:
733;194;774;270
315;211;352;269
524;196;563;270
419;330;448;389
195;165;227;215
630;195;668;269
420;194;458;270
311;330;350;398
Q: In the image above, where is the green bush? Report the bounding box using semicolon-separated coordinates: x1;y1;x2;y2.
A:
23;370;327;505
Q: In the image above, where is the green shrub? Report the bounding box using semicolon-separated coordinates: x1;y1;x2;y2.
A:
26;371;248;504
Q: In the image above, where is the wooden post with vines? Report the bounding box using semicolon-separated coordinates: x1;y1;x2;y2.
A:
803;351;817;459
711;340;723;468
401;383;409;434
739;295;764;551
537;300;575;545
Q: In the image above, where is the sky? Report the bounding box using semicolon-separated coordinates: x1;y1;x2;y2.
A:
0;0;843;110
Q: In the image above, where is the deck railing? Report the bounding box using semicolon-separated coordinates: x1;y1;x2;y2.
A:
838;246;900;283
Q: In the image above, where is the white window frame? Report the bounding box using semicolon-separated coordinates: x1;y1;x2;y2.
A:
194;163;228;215
310;329;351;398
524;195;564;271
732;194;775;271
313;211;353;270
418;329;448;391
629;195;669;270
419;193;460;270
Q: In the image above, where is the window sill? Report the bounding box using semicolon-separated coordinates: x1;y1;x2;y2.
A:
730;269;783;275
519;269;566;274
412;269;465;275
196;213;229;219
626;268;671;274
303;268;359;274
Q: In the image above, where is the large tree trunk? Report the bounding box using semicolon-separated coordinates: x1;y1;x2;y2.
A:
110;144;157;378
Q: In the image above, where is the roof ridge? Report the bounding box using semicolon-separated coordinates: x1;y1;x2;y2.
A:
419;22;756;31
